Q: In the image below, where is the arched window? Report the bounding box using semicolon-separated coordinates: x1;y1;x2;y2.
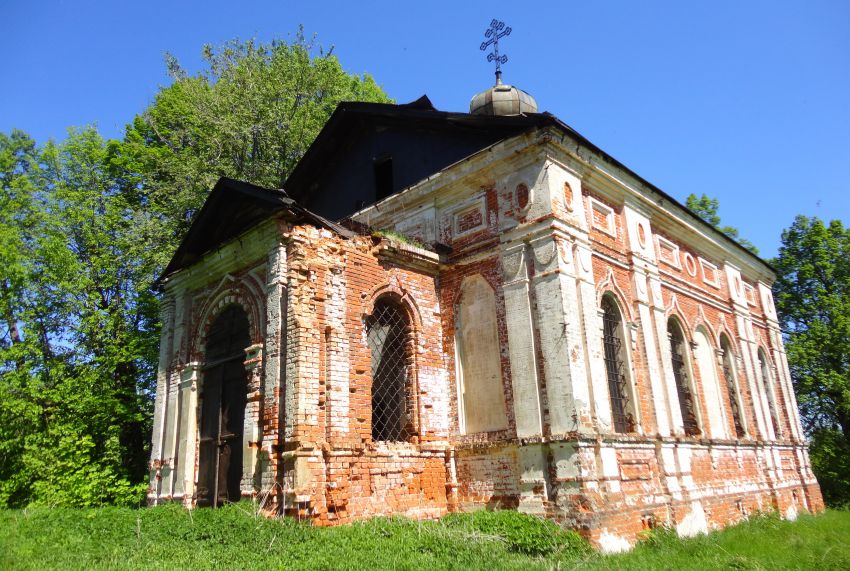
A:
757;349;782;438
720;335;745;438
601;296;635;433
668;319;700;436
366;297;413;442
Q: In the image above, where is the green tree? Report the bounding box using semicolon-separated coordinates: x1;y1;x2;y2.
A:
0;33;390;507
0;127;155;506
119;31;390;270
686;193;760;254
0;129;45;505
773;215;850;506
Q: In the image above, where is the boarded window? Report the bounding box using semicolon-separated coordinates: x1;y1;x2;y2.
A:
455;276;508;434
601;296;634;433
668;320;700;436
720;335;746;438
366;298;413;442
693;329;727;439
758;349;782;438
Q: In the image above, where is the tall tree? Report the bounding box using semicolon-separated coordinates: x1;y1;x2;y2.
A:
773;215;850;505
0;33;390;507
0;127;156;506
686;193;759;255
119;31;390;270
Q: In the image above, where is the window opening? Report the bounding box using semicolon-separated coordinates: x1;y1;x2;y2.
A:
601;297;634;433
373;157;394;201
668;320;700;436
366;298;412;442
758;350;782;438
720;337;745;438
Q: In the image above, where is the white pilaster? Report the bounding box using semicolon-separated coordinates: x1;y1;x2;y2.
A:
500;242;543;438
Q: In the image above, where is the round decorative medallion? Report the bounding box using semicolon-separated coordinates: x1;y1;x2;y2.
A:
563;182;574;212
516;183;530;210
683;252;697;276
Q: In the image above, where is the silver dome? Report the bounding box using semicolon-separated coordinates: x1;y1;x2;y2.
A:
469;78;538;116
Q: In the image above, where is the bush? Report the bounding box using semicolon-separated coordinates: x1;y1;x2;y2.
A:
442;509;590;557
809;428;850;508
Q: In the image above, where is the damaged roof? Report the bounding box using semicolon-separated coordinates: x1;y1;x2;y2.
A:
158;177;352;283
285;96;768;269
284;96;553;211
162;96;770;282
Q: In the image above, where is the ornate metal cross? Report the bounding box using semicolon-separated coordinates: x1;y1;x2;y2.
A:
480;19;511;81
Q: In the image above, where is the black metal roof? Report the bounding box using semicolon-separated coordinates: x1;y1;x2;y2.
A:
284;96;553;203
161;97;771;282
158;177;352;283
286;98;768;270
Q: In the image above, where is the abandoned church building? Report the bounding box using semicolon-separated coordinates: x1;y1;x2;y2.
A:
148;77;823;550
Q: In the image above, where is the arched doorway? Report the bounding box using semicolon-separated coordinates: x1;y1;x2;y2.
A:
197;305;251;507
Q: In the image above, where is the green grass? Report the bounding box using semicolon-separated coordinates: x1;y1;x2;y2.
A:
0;504;847;570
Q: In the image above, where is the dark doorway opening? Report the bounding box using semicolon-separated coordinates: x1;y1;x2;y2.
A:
197;305;251;507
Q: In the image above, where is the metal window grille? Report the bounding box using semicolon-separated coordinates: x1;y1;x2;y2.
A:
366;299;413;442
601;298;634;433
668;322;701;436
721;344;746;438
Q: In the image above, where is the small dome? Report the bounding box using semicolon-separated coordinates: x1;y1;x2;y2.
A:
470;77;538;116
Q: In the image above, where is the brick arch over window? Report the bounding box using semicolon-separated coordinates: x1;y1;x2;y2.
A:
595;267;635;322
667;317;701;436
454;275;509;434
192;275;265;359
757;347;782;439
719;333;746;438
366;295;417;442
600;294;636;433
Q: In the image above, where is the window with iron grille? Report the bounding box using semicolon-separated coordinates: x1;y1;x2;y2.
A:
758;350;782;438
668;320;701;436
366;298;413;442
601;296;634;433
720;336;746;438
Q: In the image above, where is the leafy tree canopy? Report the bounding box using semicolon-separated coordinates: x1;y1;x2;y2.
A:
685;193;759;255
119;30;391;269
773;215;850;505
0;32;390;507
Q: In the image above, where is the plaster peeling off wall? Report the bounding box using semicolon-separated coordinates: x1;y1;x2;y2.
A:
456;276;508;433
677;500;709;537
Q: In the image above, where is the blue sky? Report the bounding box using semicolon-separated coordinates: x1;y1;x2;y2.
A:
1;0;847;257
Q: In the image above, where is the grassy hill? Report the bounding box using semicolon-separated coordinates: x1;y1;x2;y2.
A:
1;503;848;570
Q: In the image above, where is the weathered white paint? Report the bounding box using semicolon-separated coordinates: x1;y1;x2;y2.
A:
693;329;728;439
676;500;708;537
455;275;508;433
